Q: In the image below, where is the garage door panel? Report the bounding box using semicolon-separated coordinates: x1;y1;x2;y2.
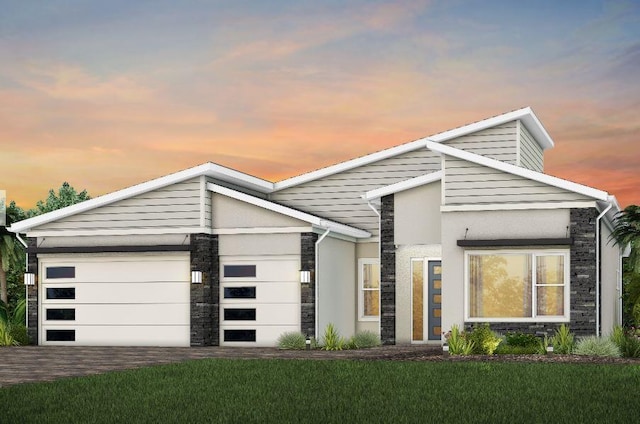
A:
220;325;299;347
221;282;300;304
221;304;299;326
43;304;189;326
43;326;190;346
70;282;188;304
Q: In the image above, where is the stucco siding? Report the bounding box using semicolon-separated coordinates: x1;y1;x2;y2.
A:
444;156;592;205
444;121;518;165
270;150;441;237
318;236;356;338
394;181;441;246
601;225;622;333
31;178;202;232
440;209;571;334
212;193;308;229
519;122;544;172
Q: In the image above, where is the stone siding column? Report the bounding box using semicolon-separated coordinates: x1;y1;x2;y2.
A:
300;232;318;338
27;237;38;345
190;233;219;346
570;208;598;336
380;195;396;345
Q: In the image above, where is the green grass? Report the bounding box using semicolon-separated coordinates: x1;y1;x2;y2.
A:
2;359;640;423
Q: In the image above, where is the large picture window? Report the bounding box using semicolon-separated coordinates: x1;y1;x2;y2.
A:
466;250;569;321
359;259;380;320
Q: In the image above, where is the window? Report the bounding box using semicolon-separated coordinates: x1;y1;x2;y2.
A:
223;265;256;278
46;266;75;279
46;308;75;321
224;308;256;321
224;329;256;342
224;287;256;299
46;330;75;342
46;288;76;300
359;259;380;320
466;250;569;321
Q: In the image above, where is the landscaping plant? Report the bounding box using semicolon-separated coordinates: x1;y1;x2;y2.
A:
573;336;621;357
551;324;575;354
322;323;345;351
610;325;640;358
276;331;307;350
467;323;501;355
446;324;474;355
495;331;541;354
348;331;381;349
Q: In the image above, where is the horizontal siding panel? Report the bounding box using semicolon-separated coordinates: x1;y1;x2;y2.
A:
446;192;591;204
519;123;544;172
33;177;202;232
444;122;518;164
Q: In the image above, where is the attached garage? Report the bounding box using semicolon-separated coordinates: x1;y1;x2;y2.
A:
220;255;300;346
39;253;190;346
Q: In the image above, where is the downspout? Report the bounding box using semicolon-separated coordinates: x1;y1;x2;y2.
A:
315;228;331;338
596;204;613;337
366;200;382;338
15;233;29;329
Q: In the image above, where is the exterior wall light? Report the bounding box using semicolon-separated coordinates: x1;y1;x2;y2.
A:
300;270;311;284
191;270;203;284
24;273;36;286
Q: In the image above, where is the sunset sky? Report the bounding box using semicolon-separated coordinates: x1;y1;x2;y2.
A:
1;0;639;209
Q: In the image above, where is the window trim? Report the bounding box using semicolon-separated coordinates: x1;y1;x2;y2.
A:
464;249;570;323
358;258;380;321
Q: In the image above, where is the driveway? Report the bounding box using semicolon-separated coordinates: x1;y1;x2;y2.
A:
0;345;442;387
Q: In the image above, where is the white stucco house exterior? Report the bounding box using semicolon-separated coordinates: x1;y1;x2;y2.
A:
9;107;626;346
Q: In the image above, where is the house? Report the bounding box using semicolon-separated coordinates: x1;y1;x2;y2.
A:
9;107;626;347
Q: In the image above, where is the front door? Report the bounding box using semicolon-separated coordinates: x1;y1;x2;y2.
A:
411;259;442;342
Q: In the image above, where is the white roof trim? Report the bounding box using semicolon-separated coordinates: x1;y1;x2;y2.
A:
426;141;609;201
9;163;274;234
207;183;371;239
363;171;443;200
274;107;553;191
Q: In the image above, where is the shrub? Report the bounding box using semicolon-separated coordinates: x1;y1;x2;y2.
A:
0;321;17;346
348;331;381;349
494;343;539;355
10;324;29;346
277;332;307;350
446;325;474;355
551;324;574;354
574;336;621;357
610;326;640;358
467;323;501;355
322;323;345;351
504;332;539;348
536;335;552;355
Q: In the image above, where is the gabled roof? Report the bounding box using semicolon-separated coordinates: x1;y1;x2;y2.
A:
425;140;609;201
273;107;552;191
208;183;371;239
10;163;274;234
363;171;443;201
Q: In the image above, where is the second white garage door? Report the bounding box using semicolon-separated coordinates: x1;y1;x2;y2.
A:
220;255;300;346
39;253;190;346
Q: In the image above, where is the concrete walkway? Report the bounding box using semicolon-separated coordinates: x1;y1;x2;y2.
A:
0;345;442;387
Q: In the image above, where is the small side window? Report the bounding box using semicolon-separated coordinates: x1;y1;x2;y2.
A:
46;309;76;321
224;287;256;299
46;288;76;300
224;308;256;321
224;329;256;342
46;330;75;342
224;265;256;278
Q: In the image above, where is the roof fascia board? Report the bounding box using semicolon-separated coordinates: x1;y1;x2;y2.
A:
273;107;551;191
427;141;608;201
207;183;370;239
9;163;274;234
363;171;443;200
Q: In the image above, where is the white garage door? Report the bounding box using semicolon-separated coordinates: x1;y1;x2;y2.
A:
220;255;300;346
39;253;190;346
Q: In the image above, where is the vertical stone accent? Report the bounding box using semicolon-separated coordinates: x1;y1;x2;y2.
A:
190;233;219;346
26;237;38;345
570;208;597;336
300;232;318;338
380;195;396;345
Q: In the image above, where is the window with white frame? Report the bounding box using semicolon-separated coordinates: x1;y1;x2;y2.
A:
359;259;380;320
466;250;569;321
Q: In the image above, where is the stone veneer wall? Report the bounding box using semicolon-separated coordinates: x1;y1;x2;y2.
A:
380;195;396;345
473;208;598;337
300;232;318;338
190;233;219;346
27;237;38;345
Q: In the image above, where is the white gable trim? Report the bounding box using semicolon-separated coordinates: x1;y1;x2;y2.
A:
274;107;552;191
363;171;443;200
10;163;274;234
207;183;371;239
426;141;609;201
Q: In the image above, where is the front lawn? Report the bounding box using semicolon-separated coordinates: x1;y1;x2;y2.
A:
1;359;639;423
